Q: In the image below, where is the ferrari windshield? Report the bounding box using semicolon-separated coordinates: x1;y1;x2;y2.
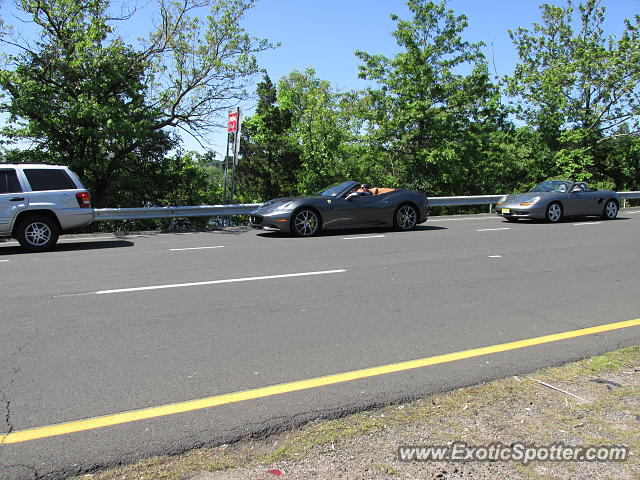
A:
316;181;356;197
530;181;572;193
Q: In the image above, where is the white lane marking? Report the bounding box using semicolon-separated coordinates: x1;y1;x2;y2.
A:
95;269;347;295
477;227;510;232
488;255;502;258
343;235;386;240
170;246;225;251
0;259;9;263
573;222;601;226
626;210;640;214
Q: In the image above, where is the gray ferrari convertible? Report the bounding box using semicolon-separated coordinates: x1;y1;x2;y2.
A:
496;180;619;223
249;181;429;236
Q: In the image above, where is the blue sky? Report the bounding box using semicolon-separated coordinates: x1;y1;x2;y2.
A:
240;0;636;86
194;0;636;156
2;0;638;156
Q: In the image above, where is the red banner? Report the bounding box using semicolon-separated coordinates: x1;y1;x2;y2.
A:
227;111;238;133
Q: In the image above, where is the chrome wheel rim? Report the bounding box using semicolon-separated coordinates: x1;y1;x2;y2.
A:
294;210;318;236
25;222;52;246
547;204;561;222
397;206;417;230
605;201;617;219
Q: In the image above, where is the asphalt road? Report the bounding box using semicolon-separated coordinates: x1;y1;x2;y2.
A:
1;210;640;479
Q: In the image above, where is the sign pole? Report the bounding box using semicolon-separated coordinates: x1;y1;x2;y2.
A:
230;107;241;204
224;109;239;204
222;132;231;203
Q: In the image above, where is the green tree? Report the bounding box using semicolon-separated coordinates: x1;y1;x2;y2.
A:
277;68;356;194
507;0;640;184
355;0;510;196
236;74;301;202
0;0;273;207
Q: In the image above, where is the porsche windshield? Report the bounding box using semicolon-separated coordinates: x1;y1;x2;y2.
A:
316;181;354;197
530;181;572;193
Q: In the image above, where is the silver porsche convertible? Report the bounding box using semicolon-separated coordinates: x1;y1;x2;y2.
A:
496;180;620;223
249;181;429;236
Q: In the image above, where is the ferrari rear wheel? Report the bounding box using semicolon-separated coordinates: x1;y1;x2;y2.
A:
292;208;320;236
394;204;418;231
546;202;563;223
601;199;618;220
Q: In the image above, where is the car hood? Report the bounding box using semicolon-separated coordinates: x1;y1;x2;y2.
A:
503;192;557;203
252;196;324;214
260;197;297;207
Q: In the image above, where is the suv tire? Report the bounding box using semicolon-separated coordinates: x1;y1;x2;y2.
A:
15;215;60;252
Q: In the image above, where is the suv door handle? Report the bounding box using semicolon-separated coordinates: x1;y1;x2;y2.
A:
9;197;25;201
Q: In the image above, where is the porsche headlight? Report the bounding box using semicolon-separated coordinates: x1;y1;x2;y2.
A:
520;196;541;206
496;195;507;205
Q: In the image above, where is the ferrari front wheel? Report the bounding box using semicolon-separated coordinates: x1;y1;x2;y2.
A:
394;204;418;231
291;208;320;236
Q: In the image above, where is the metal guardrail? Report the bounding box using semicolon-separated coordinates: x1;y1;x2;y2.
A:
426;195;506;207
94;204;260;221
93;192;640;221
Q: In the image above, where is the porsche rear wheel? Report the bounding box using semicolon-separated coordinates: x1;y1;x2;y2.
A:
292;208;321;236
394;204;418;231
601;199;618;220
546;202;563;223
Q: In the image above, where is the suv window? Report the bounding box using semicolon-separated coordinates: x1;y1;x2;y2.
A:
24;168;76;191
0;169;22;194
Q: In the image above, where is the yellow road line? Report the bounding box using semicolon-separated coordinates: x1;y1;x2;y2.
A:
2;317;639;445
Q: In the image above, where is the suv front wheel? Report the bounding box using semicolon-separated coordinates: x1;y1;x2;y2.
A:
15;215;60;252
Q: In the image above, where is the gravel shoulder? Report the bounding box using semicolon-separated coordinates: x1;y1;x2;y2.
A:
77;346;640;480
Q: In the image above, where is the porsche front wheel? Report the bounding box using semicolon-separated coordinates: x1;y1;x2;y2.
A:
546;202;563;223
292;208;321;236
601;200;618;220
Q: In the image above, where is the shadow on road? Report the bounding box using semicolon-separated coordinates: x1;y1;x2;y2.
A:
498;216;630;224
256;224;447;238
0;240;134;256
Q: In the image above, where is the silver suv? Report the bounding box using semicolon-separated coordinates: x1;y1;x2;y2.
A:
0;164;94;251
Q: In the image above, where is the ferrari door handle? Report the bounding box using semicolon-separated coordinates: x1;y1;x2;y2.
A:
9;197;25;201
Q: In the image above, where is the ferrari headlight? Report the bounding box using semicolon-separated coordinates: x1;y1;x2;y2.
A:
274;201;294;211
520;196;541;206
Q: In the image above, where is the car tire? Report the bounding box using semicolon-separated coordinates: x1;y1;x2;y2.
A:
545;202;563;223
291;208;321;237
601;199;618;220
15;215;60;251
394;204;418;231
